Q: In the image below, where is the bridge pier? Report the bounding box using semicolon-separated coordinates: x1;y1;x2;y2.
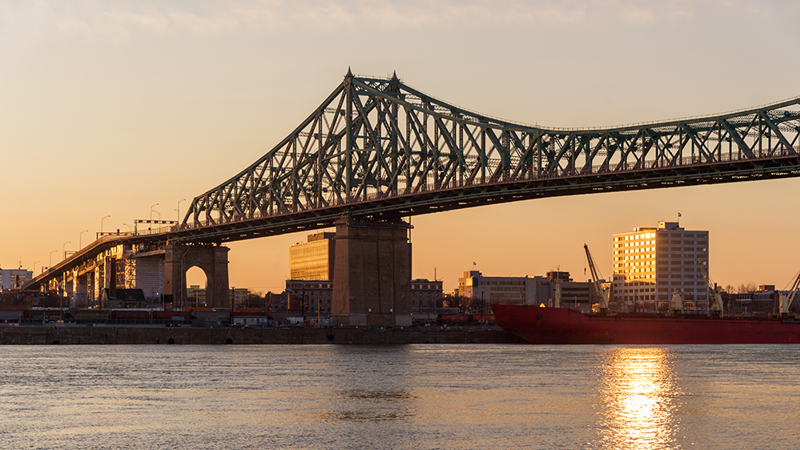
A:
332;218;412;328
93;264;104;307
74;270;88;308
164;245;229;309
62;272;73;299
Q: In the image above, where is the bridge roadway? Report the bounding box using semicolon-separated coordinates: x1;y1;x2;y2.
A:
23;72;800;290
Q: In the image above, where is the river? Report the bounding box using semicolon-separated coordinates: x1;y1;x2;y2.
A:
0;344;798;449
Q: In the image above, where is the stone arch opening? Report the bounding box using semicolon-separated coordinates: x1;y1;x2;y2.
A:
164;245;229;309
185;266;208;309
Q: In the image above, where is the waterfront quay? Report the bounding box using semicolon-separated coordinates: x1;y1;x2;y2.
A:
0;324;525;345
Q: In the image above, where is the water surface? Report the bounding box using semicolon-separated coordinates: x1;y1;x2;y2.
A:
0;345;797;449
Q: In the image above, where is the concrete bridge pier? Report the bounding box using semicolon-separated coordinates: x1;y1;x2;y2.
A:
62;272;73;300
74;269;88;308
332;218;412;328
164;245;229;309
93;264;104;307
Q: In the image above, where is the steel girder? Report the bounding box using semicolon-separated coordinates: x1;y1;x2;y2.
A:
180;71;800;242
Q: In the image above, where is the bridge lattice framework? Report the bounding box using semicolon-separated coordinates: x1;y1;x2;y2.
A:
23;72;800;291
176;70;800;244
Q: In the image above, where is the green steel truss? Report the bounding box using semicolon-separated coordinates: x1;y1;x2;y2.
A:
179;71;800;242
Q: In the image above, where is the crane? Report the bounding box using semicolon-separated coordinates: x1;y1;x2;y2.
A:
698;259;724;317
583;244;609;314
779;270;800;316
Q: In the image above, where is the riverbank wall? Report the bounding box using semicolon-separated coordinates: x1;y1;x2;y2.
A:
0;326;527;345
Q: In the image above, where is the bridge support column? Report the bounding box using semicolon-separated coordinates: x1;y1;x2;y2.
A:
74;269;88;308
63;272;73;301
164;245;229;309
93;266;102;308
332;218;412;328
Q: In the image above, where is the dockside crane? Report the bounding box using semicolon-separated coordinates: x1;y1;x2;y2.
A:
583;244;609;314
779;270;800;317
698;259;724;317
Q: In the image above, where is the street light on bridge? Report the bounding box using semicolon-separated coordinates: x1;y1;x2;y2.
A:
177;198;186;223
150;203;159;221
62;241;71;260
33;261;41;274
49;250;57;269
79;230;88;249
101;215;111;234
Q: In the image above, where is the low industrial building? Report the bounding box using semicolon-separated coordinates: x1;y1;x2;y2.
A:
733;285;781;314
410;278;443;321
285;280;334;315
178;286;249;309
283;278;444;321
457;270;596;312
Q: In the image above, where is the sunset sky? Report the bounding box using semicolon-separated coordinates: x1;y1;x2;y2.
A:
2;0;800;293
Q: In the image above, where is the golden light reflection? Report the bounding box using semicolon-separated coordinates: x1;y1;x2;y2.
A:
599;348;678;450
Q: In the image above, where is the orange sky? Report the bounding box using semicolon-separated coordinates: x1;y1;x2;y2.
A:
2;1;799;293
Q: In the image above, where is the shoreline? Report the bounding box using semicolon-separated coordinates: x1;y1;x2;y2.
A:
0;325;527;345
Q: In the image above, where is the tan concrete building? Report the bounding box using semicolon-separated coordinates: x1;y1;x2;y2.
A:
612;221;709;312
0;269;32;291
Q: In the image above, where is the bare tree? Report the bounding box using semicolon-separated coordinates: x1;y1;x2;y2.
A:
443;295;472;313
737;282;758;294
723;284;735;294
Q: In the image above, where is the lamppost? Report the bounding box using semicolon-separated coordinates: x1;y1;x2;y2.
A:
79;230;88;249
49;250;57;269
101;215;111;234
150;203;160;231
62;241;71;260
123;223;132;231
33;261;41;274
177;198;186;222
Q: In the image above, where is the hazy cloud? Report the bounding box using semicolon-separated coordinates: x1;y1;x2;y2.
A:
0;0;794;42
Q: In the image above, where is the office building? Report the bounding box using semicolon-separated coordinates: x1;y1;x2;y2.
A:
289;232;336;281
612;221;709;311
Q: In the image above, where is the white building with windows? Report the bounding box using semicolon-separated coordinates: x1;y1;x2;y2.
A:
612;222;709;312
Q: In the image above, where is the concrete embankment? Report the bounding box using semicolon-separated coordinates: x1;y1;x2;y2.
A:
0;326;527;345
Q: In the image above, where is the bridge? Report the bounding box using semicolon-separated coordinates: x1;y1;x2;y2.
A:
23;70;800;325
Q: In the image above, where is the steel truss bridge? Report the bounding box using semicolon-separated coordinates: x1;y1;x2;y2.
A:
175;70;800;243
23;71;800;288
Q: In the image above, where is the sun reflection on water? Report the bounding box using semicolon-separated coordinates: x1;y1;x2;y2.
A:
599;348;679;450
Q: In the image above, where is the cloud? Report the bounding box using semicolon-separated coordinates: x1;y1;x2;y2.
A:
0;0;792;42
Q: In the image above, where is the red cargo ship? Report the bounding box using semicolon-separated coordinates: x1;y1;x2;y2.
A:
491;304;800;344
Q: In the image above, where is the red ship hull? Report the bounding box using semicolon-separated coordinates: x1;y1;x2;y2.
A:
491;304;800;344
